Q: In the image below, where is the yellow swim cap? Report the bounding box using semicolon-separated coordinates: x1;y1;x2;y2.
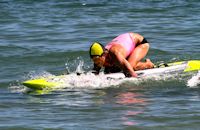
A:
89;42;104;58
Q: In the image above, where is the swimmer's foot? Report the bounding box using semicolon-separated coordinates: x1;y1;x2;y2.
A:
145;59;154;69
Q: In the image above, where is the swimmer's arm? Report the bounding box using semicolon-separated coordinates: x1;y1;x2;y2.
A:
114;52;137;77
92;64;101;74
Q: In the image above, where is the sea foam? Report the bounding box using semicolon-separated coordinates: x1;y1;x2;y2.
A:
187;71;200;88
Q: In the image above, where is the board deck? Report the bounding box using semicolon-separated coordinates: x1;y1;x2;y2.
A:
22;60;200;90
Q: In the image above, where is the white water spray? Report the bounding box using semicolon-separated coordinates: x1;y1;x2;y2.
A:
187;71;200;88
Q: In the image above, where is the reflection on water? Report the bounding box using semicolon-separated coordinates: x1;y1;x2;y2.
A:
116;92;146;105
115;91;147;126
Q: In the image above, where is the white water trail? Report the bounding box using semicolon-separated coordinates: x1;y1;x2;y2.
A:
187;71;200;88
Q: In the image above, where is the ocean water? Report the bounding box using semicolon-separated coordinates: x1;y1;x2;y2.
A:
0;0;200;129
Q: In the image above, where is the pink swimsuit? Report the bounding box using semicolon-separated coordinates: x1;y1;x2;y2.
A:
105;33;136;58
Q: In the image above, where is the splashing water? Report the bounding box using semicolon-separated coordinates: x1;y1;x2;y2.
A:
46;72;126;89
187;71;200;88
65;57;87;74
75;60;84;74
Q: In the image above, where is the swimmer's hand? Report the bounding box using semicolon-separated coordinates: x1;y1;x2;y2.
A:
124;71;138;78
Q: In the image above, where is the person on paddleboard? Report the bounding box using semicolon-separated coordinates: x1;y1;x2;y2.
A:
89;32;154;77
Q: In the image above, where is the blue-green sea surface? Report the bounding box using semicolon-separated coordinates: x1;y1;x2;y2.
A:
0;0;200;129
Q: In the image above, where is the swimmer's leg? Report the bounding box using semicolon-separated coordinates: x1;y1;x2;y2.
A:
127;43;154;70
